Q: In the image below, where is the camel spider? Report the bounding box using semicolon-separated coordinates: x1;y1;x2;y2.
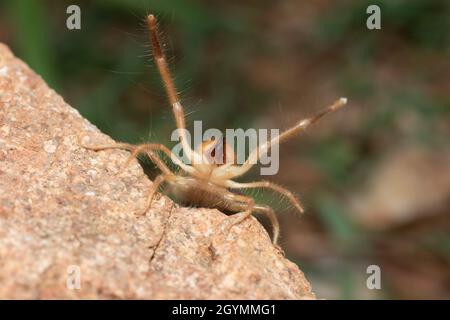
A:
81;14;347;246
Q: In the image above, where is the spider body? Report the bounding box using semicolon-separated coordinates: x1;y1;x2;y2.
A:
81;15;347;246
168;176;238;210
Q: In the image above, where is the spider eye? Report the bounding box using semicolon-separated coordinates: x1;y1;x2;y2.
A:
198;138;236;165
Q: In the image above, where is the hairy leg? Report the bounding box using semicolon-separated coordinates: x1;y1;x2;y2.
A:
223;193;255;230
145;150;172;176
185;182;256;235
253;205;280;245
80;141;135;152
80;139;194;174
221;98;347;179
214;189;280;246
181;181;279;245
119;143;195;174
146;15;202;165
136;174;168;216
225;180;305;215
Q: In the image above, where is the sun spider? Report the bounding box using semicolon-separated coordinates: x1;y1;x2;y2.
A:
81;14;347;246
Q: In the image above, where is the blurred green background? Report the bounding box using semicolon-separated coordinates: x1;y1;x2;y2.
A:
1;0;449;299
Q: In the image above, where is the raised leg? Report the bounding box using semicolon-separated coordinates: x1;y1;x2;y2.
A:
146;15;202;165
225;180;305;215
222;97;347;179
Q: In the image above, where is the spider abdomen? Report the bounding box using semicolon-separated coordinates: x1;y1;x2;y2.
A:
167;176;244;212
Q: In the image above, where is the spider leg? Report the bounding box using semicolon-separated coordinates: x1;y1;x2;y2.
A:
219;193;255;235
179;181;278;246
215;190;280;246
225;180;305;215
81;138;176;215
80;141;135;152
145;150;172;175
119;143;195;175
146;15;202;165
136;174;170;216
222;98;347;179
253;205;280;246
80;139;195;174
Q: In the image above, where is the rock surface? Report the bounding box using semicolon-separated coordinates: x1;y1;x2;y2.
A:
0;43;314;299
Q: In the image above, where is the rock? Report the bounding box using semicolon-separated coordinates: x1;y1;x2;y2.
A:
0;43;315;299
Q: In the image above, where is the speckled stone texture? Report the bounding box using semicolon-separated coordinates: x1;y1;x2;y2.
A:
0;43;314;299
